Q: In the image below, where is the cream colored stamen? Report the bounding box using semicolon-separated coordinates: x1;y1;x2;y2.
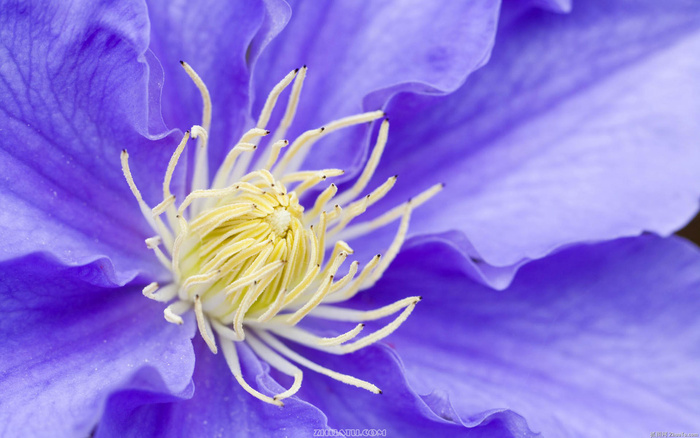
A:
121;63;442;405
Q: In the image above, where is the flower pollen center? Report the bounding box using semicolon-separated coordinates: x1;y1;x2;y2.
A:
121;62;442;406
266;206;294;237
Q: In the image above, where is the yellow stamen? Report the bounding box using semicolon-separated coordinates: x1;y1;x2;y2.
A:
121;64;442;405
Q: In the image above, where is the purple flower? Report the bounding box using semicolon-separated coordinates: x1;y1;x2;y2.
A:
1;0;699;437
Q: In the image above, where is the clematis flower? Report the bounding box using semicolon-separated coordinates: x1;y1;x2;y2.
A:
1;1;699;437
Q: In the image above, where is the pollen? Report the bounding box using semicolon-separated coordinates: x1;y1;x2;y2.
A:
121;62;442;406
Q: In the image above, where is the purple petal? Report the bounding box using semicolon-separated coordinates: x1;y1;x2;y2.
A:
97;338;331;437
366;235;700;436
289;342;536;437
147;0;291;170
252;0;500;173
0;0;183;280
0;254;195;438
357;0;700;284
521;0;572;13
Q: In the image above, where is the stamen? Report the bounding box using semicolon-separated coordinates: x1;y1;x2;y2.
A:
195;294;218;354
261;139;289;171
323;254;381;303
275;110;385;175
123;63;440;404
271;299;417;355
304;183;337;222
334;301;418;354
120;150;157;231
211;319;244;342
268;65;307;145
211;135;264;190
143;283;179;303
163;130;191;201
364;204;411;288
164;300;192;325
257;68;298;129
180;61;212;196
220;336;283;406
228;68;298;184
310;296;421;321
254;330;382;394
152;194;176;217
333;118;390;206
271;127;325;177
265;323;365;348
317;323;365;346
336;183;444;242
145;236;172;270
245;332;303;401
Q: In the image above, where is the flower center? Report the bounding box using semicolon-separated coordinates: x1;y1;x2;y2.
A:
266;206;293;237
121;62;441;405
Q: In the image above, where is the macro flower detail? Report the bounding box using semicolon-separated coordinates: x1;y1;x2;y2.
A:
121;62;441;404
2;0;700;437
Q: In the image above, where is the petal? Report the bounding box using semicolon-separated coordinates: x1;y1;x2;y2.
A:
97;338;331;437
0;0;183;279
146;0;291;168
290;342;536;437
252;0;500;173
360;0;700;283
367;234;700;436
0;253;196;438
522;0;572;13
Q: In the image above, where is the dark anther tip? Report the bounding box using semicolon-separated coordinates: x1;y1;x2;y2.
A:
378;390;383;395
303;64;307;68
320;127;326;132
265;130;271;135
418;296;423;301
179;60;185;65
441;182;446;188
393;174;398;179
360;323;366;328
294;68;299;73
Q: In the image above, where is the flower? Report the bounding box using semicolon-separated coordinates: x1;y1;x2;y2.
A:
1;1;699;437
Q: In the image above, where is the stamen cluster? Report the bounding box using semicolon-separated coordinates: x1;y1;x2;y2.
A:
122;62;441;405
